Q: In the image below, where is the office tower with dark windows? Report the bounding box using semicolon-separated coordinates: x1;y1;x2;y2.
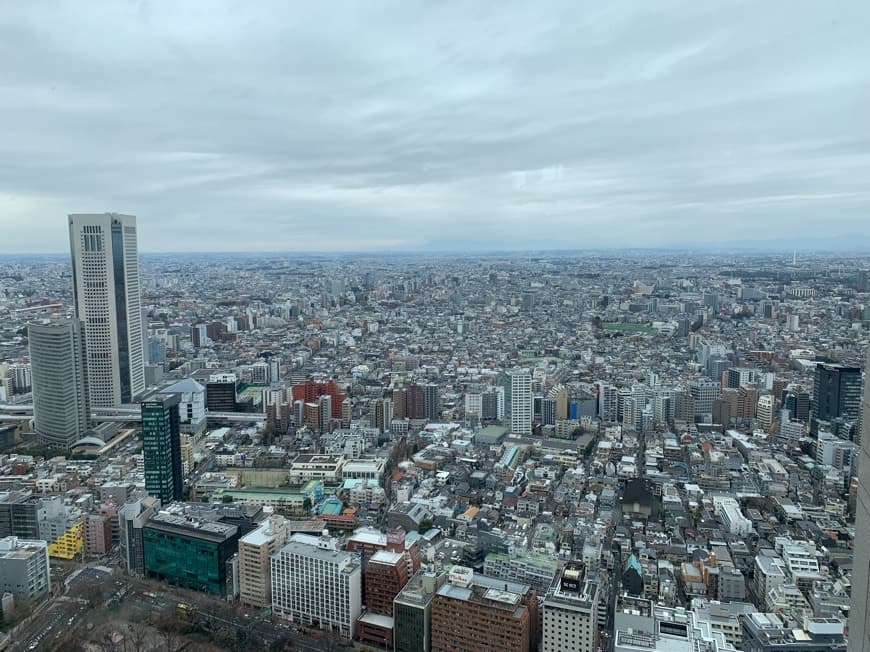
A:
68;213;144;406
811;363;861;426
27;318;91;449
141;394;183;504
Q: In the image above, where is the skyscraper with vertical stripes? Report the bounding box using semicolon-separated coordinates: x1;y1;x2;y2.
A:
68;213;144;406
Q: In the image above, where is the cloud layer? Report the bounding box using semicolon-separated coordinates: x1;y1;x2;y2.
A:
1;1;868;252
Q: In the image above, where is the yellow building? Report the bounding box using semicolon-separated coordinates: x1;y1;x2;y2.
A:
48;521;84;559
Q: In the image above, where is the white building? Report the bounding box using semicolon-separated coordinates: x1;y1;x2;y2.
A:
0;536;50;601
542;564;599;652
271;533;362;639
68;213;145;406
163;378;207;436
510;371;532;435
716;498;753;537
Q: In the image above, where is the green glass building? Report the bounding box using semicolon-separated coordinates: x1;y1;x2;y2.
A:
141;393;183;504
143;512;239;596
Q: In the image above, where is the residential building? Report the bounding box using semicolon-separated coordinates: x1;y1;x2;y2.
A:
238;514;289;608
511;371;533;435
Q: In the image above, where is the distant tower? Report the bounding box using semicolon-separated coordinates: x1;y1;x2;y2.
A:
141;394;183;504
28;318;91;449
69;213;145;406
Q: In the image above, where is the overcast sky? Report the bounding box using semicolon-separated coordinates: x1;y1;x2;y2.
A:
1;1;868;253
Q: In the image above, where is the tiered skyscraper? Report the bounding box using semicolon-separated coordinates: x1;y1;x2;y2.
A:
68;213;144;406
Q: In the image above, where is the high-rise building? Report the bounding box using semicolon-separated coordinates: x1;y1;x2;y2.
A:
271;533;362;639
542;563;599;652
848;348;870;650
238;514;289;608
811;363;862;426
141;394;183;504
756;394;775;430
422;383;440;422
68;213;144;406
597;382;619;423
0;536;50;601
27;318;91;449
511;371;533;435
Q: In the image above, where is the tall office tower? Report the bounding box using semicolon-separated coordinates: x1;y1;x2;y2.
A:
511;371;533;435
812;363;862;425
141;394;183;504
542;563;599;652
422;383;440;422
28;319;91;449
68;213;144;406
271;533;362;639
849;347;870;651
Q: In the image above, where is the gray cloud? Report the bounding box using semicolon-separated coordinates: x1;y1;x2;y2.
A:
1;0;868;252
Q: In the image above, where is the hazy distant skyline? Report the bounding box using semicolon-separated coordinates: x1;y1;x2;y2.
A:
1;1;869;253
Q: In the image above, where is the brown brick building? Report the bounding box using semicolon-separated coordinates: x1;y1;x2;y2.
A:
430;567;538;652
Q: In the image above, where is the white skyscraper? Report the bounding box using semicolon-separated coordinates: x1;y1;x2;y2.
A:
68;213;144;406
511;370;533;435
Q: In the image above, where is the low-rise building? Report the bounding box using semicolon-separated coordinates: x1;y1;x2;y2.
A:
0;536;50;601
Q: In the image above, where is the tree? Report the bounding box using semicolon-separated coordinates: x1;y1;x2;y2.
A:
302;497;312;512
418;518;433;533
269;637;294;652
